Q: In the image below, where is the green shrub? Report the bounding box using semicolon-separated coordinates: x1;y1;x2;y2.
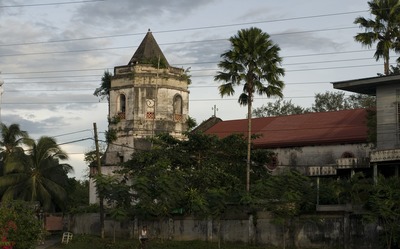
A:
0;201;42;249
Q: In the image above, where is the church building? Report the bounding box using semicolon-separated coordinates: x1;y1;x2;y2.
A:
90;30;190;203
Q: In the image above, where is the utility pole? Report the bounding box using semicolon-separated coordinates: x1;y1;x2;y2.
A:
93;123;105;239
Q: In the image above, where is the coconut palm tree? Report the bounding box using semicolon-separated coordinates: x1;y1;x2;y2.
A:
214;27;285;192
0;123;31;177
354;0;400;75
0;136;73;211
0;123;30;160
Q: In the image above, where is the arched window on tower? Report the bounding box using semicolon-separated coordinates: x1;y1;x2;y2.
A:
173;95;183;122
118;94;126;119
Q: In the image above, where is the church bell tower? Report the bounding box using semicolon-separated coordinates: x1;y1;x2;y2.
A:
103;30;190;167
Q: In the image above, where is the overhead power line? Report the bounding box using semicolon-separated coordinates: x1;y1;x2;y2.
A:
0;0;105;8
57;137;93;146
0;9;367;47
0;26;360;58
1;49;377;77
0;96;324;106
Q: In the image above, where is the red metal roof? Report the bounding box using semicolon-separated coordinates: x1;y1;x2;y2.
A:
204;109;369;148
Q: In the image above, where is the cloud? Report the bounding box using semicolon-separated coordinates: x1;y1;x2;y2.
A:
271;29;344;53
72;0;216;30
1;113;68;135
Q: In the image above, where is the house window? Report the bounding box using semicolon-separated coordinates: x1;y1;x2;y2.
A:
118;94;126;119
173;95;182;121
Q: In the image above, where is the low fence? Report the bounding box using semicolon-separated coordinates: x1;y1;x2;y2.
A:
65;211;379;249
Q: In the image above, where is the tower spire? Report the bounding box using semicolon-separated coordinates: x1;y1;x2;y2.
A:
128;29;169;66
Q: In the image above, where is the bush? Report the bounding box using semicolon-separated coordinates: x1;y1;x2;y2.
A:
0;201;42;249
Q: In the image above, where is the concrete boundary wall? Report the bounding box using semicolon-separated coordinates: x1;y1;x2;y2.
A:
67;212;379;248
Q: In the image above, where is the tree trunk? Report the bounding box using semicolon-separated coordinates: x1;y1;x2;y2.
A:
246;95;252;192
384;56;389;75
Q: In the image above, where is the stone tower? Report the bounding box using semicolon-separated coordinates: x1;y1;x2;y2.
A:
103;30;190;169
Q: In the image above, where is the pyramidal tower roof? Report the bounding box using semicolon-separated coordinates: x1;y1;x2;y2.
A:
129;29;169;67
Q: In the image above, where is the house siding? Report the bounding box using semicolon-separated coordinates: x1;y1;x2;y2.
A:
376;84;400;150
271;143;372;175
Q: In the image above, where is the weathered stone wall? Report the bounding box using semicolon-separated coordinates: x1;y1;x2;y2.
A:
66;212;379;248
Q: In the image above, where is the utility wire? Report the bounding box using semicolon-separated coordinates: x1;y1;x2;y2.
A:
0;0;105;8
0;9;366;46
57;137;93;146
0;50;378;77
0;96;325;105
0;26;360;58
53;129;93;138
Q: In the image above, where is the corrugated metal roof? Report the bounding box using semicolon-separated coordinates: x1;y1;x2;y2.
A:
204;109;369;148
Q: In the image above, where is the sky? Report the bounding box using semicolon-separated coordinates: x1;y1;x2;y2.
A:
0;0;388;179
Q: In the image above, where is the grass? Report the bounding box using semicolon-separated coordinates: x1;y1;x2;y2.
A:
46;234;283;249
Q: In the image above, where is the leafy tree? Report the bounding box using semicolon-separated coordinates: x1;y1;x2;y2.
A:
349;173;374;205
354;0;400;75
364;176;400;249
253;99;308;117
94;174;131;243
65;178;89;211
84;149;104;169
120;143;187;220
312;91;376;112
0;136;73;212
253;92;376;117
185;116;197;131
252;170;314;248
312;91;352;112
117;132;270;221
0;201;42;249
215;27;285;192
347;93;376;109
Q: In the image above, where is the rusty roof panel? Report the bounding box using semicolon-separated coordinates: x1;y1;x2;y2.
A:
205;109;369;148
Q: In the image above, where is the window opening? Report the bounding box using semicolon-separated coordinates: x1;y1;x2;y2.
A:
118;94;126;119
173;95;183;121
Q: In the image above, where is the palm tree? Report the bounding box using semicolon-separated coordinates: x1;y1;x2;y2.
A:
0;123;30;159
0;123;31;176
214;27;285;192
354;0;400;75
0;136;73;211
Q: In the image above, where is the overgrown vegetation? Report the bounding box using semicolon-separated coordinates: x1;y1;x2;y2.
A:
0;201;42;249
88;131;400;248
0;123;73;212
105;128;118;143
252;92;376;118
48;234;302;249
